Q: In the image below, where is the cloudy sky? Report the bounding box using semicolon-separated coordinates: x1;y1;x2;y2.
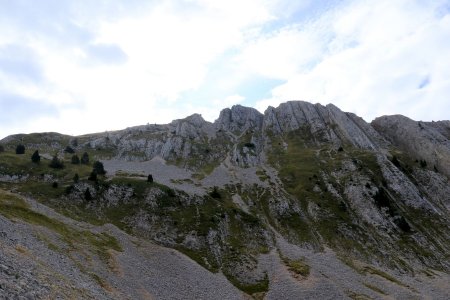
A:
0;0;449;138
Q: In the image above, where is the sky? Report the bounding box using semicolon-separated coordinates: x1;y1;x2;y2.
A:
0;0;449;139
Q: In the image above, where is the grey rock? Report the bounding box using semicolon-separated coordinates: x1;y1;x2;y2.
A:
372;115;450;178
215;105;264;132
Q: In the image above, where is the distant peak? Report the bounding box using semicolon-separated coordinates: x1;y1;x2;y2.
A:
172;113;208;126
215;104;263;131
185;113;205;123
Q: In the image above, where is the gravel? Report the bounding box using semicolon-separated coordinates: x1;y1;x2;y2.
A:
0;194;246;299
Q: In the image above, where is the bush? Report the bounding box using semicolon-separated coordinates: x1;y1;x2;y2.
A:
64;146;75;153
0;145;4;153
52;182;58;188
394;216;411;232
81;152;89;165
283;257;310;277
84;188;93;201
420;159;427;168
73;173;79;183
16;144;25;154
391;155;401;168
49;155;64;169
71;155;80;164
209;186;221;199
338;146;344;152
31;150;41;163
93;161;106;175
147;174;153;183
88;171;97;182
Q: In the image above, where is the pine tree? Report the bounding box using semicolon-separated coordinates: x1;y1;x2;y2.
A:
15;144;25;154
93;161;106;175
64;146;75;153
147;174;153;183
81;152;89;164
71;155;80;164
84;188;92;201
88;171;97;181
49;155;64;169
73;173;79;183
31;150;41;163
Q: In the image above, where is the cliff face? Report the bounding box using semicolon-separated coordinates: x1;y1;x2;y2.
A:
1;100;449;299
263;101;389;149
372;115;450;178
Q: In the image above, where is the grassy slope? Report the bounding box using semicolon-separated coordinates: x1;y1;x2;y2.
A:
266;129;450;272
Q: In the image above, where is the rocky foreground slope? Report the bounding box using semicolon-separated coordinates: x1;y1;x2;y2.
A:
0;100;449;299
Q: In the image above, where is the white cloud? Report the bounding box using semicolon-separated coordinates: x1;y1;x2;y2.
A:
1;0;449;139
0;0;274;137
253;0;450;121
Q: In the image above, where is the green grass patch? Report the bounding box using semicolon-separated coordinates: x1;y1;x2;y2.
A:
281;255;310;277
225;272;269;296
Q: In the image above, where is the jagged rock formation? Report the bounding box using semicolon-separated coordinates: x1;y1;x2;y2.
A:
1;100;449;299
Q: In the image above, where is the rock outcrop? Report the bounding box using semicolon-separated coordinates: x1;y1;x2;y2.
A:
372;115;450;177
264;101;387;149
215;105;264;133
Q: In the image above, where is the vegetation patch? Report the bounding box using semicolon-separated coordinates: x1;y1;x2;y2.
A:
363;282;388;295
281;255;310;277
346;290;373;300
362;266;407;288
225;272;269;296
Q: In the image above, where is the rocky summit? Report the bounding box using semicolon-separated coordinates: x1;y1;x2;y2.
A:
0;100;449;299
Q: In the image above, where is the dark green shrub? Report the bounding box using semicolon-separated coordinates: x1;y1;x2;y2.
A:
73;173;79;183
15;144;25;154
93;161;106;175
31;150;41;163
147;174;153;183
338;201;347;212
167;189;175;197
84;188;93;201
64;146;75;153
394;216;411;232
420;159;427;168
81;152;89;165
71;155;80;164
0;145;4;152
391;155;401;168
209;186;221;199
244;142;255;149
88;171;97;181
52;182;58;188
65;185;74;194
49;155;64;169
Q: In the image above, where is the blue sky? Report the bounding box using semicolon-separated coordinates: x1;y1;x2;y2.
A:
0;0;449;138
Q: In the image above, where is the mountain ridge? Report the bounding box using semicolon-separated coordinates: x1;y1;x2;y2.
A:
0;100;449;299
